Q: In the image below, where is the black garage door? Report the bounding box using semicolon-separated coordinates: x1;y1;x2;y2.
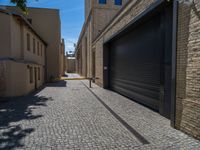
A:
107;4;173;118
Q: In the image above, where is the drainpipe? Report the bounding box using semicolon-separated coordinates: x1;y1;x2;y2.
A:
171;0;178;128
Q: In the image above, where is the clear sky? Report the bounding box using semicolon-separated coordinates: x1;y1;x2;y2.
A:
0;0;85;53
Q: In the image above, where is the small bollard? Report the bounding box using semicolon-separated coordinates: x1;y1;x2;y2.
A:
89;78;92;88
88;77;99;88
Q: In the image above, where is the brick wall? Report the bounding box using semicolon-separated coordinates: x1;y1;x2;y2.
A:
176;1;200;139
0;61;6;97
93;0;156;86
92;0;200;139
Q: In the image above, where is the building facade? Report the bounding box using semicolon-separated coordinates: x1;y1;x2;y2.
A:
0;9;46;97
5;6;64;81
76;0;200;139
66;51;76;73
75;0;129;78
26;7;63;80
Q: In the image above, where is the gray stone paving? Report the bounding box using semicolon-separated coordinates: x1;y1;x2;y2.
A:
0;80;199;150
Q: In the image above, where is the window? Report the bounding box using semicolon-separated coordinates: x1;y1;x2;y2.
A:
37;41;39;55
40;44;43;56
29;67;33;83
115;0;122;5
38;67;40;80
27;33;30;51
99;0;106;4
33;38;36;53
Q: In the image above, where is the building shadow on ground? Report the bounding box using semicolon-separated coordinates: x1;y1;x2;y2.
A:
0;92;53;150
46;80;67;87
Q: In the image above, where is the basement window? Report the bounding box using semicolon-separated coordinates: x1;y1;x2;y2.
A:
115;0;122;5
99;0;106;4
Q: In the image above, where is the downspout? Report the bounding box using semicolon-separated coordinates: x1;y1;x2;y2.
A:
171;0;178;128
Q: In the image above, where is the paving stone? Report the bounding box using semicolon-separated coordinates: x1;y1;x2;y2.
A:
0;80;199;150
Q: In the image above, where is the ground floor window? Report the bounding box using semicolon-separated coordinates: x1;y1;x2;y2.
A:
38;67;40;80
29;67;33;83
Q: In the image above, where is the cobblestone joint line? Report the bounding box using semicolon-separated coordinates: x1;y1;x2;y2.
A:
81;81;150;145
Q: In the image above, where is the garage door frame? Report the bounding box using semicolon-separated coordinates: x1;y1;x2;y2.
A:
103;0;178;127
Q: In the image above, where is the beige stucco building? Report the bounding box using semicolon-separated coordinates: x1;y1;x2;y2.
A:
26;7;63;80
5;6;63;80
76;0;200;139
0;6;65;97
0;8;46;97
6;6;64;82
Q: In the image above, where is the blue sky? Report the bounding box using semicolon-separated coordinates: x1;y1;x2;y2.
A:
0;0;84;53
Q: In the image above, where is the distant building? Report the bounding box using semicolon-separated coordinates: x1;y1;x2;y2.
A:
0;8;46;97
66;51;76;73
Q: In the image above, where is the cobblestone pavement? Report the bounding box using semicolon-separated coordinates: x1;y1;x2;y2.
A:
0;80;199;150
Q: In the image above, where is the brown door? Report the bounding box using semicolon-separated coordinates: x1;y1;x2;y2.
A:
34;67;37;90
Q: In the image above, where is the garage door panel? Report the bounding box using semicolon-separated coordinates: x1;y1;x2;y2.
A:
111;80;159;100
112;86;159;110
107;4;173;118
111;78;160;92
109;13;163;111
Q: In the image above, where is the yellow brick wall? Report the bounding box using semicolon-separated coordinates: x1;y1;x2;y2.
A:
93;0;200;139
176;1;200;139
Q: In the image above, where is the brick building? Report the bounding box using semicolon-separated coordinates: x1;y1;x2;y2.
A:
75;0;200;139
75;0;129;77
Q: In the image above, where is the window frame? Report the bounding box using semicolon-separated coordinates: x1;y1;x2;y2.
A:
99;0;106;4
29;67;33;83
40;44;43;56
38;67;40;80
33;38;36;54
27;33;30;51
115;0;122;5
37;41;40;55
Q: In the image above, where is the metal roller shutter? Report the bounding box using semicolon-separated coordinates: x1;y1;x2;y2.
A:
108;4;173;117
